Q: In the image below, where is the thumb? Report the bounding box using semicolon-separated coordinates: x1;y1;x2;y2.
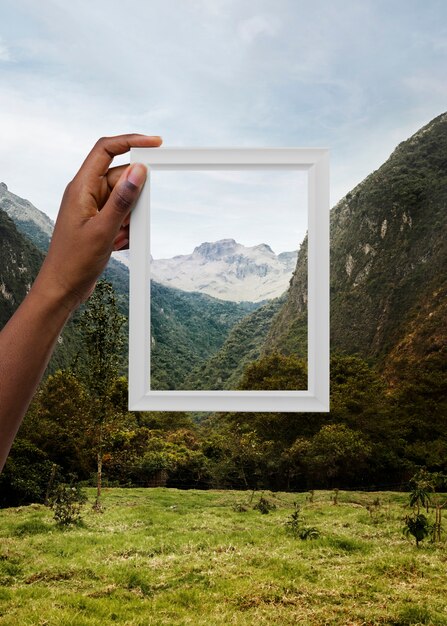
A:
99;163;147;236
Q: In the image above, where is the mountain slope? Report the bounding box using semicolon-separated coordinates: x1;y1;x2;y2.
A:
150;239;297;302
0;181;131;312
0;208;43;328
0;207;80;371
0;183;54;252
266;112;447;374
150;281;259;389
183;295;285;390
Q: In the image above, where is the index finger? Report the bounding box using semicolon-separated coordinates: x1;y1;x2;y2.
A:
78;134;163;177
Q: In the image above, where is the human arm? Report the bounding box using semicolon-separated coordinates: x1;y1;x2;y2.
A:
0;133;162;471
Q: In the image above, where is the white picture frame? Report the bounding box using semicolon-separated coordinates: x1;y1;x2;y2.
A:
129;147;329;412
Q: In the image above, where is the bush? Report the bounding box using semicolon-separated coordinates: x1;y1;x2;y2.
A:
403;513;432;548
285;503;320;540
0;440;54;508
49;483;87;527
253;496;276;514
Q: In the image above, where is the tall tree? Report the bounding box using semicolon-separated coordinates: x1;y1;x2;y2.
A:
77;280;125;509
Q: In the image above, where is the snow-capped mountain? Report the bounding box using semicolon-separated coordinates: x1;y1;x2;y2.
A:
146;239;298;302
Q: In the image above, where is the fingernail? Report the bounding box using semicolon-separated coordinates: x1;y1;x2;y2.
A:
127;163;147;187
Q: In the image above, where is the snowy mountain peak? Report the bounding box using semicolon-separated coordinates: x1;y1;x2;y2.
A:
193;238;238;260
151;239;298;302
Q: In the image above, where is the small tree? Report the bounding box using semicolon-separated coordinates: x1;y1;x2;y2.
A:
77;280;125;510
403;469;435;547
50;482;87;527
409;468;434;514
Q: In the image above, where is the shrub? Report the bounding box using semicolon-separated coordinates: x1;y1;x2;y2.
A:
253;496;276;514
285;503;320;540
49;483;87;527
0;440;54;508
403;513;432;548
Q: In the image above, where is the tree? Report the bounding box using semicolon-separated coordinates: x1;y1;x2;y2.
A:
20;370;93;479
238;352;307;391
0;440;54;507
304;423;372;488
76;280;125;509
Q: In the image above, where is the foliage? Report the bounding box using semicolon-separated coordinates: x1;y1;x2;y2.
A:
76;280;126;508
184;295;284;390
238;352;307;391
49;482;87;527
0;440;54;508
285;503;320;540
403;469;440;547
304;424;373;488
76;280;126;401
253;496;276;514
409;468;434;513
403;513;432;548
20;370;94;479
150;281;258;390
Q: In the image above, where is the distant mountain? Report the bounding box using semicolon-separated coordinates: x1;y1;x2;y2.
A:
150;281;259;389
0;183;54;252
265;112;447;381
148;239;297;303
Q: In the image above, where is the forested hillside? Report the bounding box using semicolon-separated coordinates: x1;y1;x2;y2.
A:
151;281;258;389
183;295;285;390
266;112;447;380
1;113;446;505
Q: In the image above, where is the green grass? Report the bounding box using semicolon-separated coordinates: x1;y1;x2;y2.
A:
0;489;446;625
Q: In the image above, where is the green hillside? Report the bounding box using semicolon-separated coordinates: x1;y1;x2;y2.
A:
0;209;43;328
183;295;285;390
266;112;447;378
0;207;80;372
151;281;258;389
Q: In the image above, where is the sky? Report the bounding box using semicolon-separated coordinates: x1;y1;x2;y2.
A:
150;168;307;257
0;0;446;255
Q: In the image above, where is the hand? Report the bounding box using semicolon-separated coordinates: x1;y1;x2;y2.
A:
34;133;162;310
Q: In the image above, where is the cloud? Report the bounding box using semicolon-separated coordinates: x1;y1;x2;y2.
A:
0;0;446;229
0;38;12;62
238;15;281;45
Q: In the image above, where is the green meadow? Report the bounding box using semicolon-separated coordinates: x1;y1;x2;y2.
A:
0;489;446;625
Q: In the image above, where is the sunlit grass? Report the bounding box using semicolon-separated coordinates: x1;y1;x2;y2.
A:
0;488;446;625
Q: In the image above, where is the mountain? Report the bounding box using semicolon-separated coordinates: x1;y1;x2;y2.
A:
0;206;81;372
150;281;259;389
0;180;131;310
0;207;43;328
149;239;298;303
183;295;285;390
0;183;54;252
266;112;447;379
0;182;131;373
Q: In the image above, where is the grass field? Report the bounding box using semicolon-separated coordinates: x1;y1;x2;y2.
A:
0;488;446;625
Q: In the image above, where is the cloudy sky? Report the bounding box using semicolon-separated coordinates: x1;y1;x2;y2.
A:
0;0;446;255
151;167;307;256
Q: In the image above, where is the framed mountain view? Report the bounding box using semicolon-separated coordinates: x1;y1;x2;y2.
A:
129;147;329;412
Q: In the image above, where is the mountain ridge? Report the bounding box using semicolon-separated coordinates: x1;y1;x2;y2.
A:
149;238;298;303
265;111;447;377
